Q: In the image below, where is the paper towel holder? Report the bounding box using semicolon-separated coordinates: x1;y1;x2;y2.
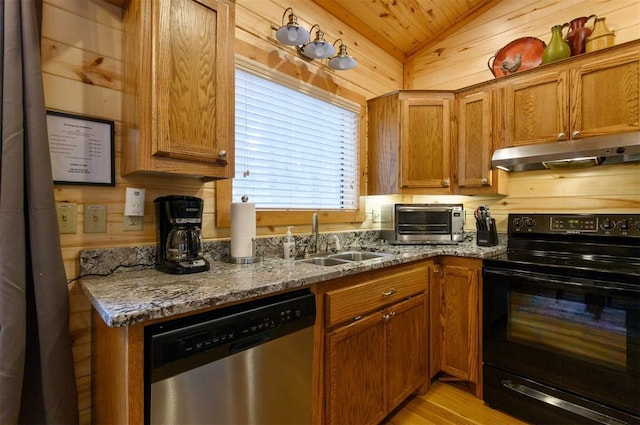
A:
226;237;264;264
226;195;264;264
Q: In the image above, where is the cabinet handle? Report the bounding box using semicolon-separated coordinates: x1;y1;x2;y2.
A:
557;132;566;140
216;150;228;166
442;178;450;187
389;311;396;318
352;315;362;322
572;130;581;139
382;313;391;321
382;289;397;297
481;177;488;184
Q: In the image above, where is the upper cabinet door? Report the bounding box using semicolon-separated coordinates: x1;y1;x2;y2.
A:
570;50;640;139
400;96;452;190
154;0;233;163
504;69;569;146
367;91;454;195
457;91;491;188
123;0;235;180
456;89;508;195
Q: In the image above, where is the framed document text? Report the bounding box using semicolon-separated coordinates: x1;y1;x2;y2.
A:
46;110;115;186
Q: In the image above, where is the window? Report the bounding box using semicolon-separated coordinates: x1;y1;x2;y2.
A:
234;64;359;210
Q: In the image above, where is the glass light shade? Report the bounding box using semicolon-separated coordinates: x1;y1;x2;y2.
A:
328;44;357;70
299;26;335;59
301;41;335;59
328;55;357;70
275;23;309;46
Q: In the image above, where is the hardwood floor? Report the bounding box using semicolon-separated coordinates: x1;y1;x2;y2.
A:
383;381;529;425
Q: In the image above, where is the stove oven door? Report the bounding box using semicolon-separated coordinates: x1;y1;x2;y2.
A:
483;266;640;425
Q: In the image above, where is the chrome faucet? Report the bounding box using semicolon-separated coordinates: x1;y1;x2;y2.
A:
312;213;319;254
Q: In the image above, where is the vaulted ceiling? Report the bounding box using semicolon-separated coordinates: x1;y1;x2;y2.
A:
311;0;499;62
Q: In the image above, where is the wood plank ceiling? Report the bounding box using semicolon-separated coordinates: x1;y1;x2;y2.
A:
311;0;500;62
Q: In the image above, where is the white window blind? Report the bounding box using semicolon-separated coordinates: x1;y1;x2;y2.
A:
234;66;359;210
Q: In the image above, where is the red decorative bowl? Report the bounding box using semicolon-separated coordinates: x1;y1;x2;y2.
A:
487;37;547;78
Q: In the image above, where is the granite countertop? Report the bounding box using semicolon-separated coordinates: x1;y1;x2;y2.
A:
81;237;505;328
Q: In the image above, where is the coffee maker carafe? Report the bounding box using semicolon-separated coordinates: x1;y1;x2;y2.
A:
154;195;210;274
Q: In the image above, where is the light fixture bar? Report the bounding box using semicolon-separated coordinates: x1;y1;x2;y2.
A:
274;8;357;69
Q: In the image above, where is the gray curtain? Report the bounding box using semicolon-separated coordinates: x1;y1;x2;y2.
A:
0;0;78;423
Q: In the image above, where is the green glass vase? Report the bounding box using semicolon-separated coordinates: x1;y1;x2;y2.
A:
541;24;571;64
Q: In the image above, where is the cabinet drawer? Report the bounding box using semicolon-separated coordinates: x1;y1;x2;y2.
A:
325;263;427;327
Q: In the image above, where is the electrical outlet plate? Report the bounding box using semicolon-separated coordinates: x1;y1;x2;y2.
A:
84;204;107;233
56;202;77;234
124;187;145;216
123;215;143;231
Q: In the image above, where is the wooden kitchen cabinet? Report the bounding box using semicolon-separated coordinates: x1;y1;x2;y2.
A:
321;261;429;425
122;0;235;179
430;257;482;397
504;41;640;147
455;87;508;195
367;91;454;195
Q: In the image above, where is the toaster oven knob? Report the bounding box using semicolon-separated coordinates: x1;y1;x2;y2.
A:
513;217;523;228
600;218;615;231
526;218;536;228
617;219;630;231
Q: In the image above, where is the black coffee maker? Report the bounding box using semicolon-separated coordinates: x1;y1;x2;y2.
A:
154;195;210;274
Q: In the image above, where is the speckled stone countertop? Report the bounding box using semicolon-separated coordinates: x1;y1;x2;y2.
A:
80;232;505;328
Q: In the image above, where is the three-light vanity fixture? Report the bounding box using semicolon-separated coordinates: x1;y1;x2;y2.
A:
274;7;357;70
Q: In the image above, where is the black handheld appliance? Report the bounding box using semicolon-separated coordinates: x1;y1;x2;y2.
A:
154;195;209;274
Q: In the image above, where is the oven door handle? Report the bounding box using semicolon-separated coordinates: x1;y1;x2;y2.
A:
501;379;627;425
483;268;640;294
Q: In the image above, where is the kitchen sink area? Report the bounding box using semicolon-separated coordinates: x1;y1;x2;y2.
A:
296;250;392;266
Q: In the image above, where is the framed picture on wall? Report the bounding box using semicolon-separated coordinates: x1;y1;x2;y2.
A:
46;110;115;186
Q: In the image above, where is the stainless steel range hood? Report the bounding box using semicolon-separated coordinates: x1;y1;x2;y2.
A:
491;132;640;172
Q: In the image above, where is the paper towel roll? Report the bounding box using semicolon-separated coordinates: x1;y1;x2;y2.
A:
231;202;256;258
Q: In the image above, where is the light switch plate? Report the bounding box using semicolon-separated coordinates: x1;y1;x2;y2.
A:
372;209;382;223
56;202;77;234
84;204;107;233
124;187;145;216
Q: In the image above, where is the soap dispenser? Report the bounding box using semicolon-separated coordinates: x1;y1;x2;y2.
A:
283;226;296;259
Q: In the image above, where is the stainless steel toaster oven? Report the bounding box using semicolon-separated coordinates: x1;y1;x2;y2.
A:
381;204;464;244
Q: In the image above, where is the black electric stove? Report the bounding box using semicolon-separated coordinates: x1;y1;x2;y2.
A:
482;213;640;425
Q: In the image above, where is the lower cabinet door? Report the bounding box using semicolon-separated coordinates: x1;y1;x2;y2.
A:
440;263;480;382
325;313;387;425
387;294;427;410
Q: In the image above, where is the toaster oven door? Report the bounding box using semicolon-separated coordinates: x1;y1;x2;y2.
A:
396;207;452;235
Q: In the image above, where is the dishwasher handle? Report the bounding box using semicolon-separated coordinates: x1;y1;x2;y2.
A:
230;334;271;353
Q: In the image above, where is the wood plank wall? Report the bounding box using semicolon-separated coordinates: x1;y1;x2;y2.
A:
405;0;640;89
41;0;638;422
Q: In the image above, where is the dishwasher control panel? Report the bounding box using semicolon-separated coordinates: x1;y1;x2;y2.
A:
146;289;316;374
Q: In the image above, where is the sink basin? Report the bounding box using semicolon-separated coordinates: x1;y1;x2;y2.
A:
297;257;352;266
329;251;391;261
297;250;392;266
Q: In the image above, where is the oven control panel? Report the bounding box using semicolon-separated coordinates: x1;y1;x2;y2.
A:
510;214;640;236
550;216;598;232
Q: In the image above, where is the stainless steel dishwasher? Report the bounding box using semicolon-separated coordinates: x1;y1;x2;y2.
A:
144;289;316;425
